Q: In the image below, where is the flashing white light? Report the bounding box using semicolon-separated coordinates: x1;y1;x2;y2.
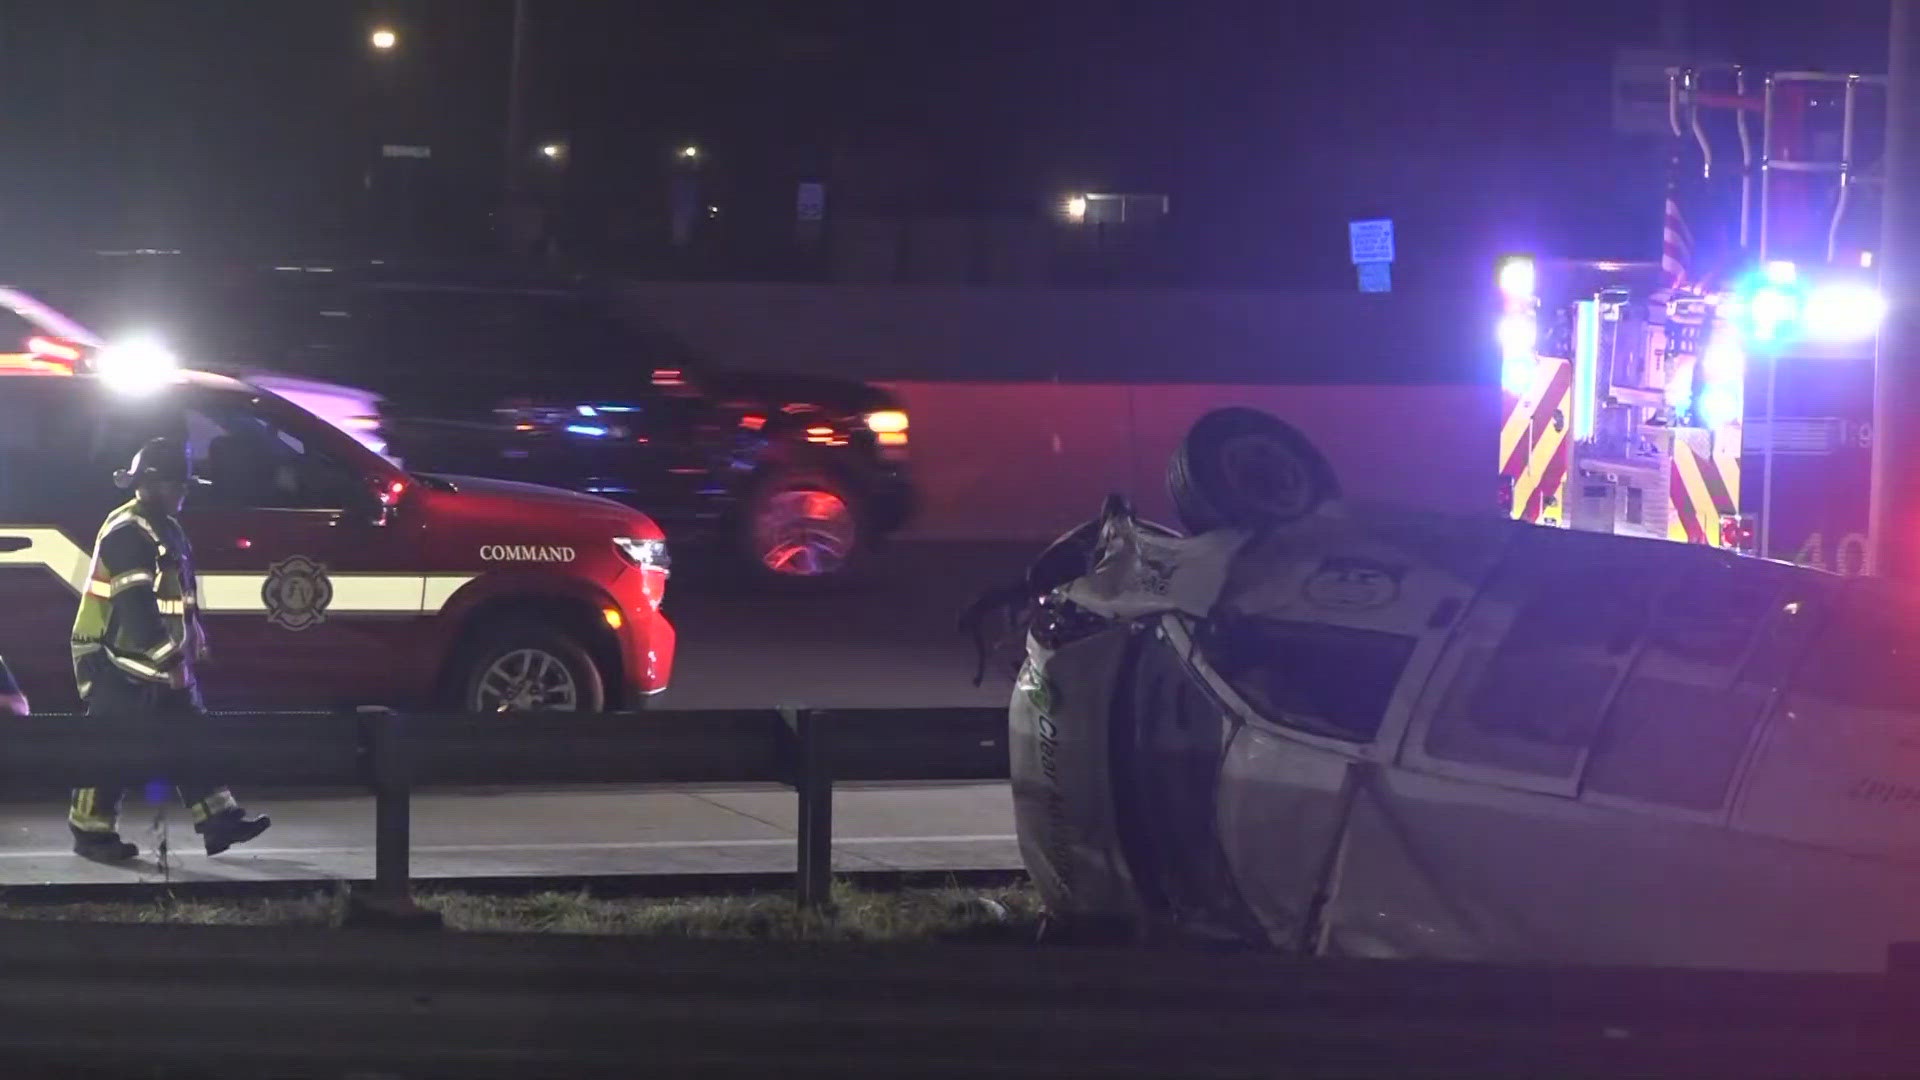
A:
1065;195;1089;222
93;335;178;394
1697;382;1742;430
1665;358;1696;409
1498;257;1536;300
1701;334;1745;381
1496;312;1536;359
1803;282;1887;342
1498;311;1537;395
370;28;398;50
1501;357;1534;396
1749;286;1800;342
679;145;700;160
540;142;567;161
1764;260;1798;286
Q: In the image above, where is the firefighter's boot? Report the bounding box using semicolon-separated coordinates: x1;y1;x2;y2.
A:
71;828;138;863
196;809;271;856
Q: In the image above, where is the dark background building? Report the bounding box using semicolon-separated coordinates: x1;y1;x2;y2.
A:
0;0;1894;286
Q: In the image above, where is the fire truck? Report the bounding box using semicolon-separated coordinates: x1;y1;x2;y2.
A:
1499;67;1887;574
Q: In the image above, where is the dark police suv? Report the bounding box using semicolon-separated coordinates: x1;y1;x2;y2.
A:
177;265;915;586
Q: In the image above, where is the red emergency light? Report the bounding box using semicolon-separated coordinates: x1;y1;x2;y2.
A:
1719;514;1758;554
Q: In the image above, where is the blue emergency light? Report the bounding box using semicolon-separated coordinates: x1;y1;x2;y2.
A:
1725;261;1884;350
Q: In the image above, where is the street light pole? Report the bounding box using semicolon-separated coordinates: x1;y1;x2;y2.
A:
504;0;530;198
1872;0;1920;579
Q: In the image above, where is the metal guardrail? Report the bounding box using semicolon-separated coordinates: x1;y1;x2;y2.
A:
0;706;1010;916
4;918;1920;1077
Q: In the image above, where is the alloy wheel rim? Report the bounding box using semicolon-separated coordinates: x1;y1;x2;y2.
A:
754;489;856;577
476;648;580;712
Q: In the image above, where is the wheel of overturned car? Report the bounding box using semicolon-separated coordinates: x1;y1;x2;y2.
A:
459;626;606;713
742;471;864;587
1168;407;1339;533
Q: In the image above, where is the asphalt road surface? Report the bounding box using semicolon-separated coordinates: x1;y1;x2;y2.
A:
0;542;1036;887
657;540;1033;709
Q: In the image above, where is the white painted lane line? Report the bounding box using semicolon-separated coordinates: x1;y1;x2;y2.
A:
0;834;1019;859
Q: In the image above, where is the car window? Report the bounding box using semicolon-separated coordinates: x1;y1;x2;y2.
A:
1200;615;1417;742
183;395;363;511
1582;561;1807;811
1425;530;1666;780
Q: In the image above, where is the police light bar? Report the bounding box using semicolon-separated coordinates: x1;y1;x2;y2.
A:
91;334;179;394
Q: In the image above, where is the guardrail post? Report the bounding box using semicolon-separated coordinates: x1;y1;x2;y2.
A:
785;707;833;910
346;708;440;929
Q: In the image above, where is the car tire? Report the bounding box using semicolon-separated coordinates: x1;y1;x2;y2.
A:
740;470;866;589
457;625;607;714
1168;407;1339;534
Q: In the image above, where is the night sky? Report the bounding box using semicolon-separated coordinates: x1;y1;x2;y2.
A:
0;0;1896;284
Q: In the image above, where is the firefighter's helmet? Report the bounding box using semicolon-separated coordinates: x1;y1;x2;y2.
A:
113;437;192;490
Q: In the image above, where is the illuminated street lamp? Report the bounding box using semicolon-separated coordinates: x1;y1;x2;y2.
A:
1064;195;1089;222
679;144;701;161
539;142;568;163
370;27;398;51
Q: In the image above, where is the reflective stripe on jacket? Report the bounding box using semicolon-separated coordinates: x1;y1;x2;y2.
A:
70;500;202;694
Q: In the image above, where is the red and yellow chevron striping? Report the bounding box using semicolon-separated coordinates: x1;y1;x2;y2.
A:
1667;432;1740;547
1500;357;1573;525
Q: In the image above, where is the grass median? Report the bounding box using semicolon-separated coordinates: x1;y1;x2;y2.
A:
0;879;1044;943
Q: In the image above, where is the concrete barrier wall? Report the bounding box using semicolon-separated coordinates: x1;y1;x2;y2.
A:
882;381;1495;540
619;282;1496;541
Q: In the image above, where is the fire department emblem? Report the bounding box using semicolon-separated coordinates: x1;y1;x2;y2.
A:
1302;557;1403;611
262;556;333;631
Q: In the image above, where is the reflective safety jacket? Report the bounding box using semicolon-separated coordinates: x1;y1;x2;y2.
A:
70;500;204;696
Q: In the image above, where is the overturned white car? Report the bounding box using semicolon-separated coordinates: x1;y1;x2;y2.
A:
1007;408;1920;973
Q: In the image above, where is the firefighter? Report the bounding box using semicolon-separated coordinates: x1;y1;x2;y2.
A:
0;656;25;716
68;437;271;863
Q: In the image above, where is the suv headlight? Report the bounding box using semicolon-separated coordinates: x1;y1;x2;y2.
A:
614;536;670;573
864;409;909;449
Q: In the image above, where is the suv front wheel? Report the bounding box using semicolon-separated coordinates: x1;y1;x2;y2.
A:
742;471;865;587
457;626;608;713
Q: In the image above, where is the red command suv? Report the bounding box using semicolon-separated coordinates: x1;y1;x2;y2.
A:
0;364;674;713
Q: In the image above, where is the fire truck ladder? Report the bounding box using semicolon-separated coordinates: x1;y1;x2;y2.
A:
1672;66;1886;262
1670;65;1758;249
1762;71;1885;262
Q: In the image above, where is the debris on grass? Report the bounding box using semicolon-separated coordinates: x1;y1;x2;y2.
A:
0;879;1043;943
